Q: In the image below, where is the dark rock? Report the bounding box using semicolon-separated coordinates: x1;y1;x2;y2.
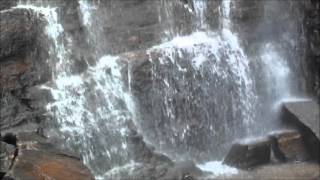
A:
1;133;17;147
162;161;203;180
269;130;311;162
223;137;271;169
0;8;44;59
127;129;173;166
215;162;320;180
282;100;320;140
0;142;16;178
0;0;17;11
282;100;320;162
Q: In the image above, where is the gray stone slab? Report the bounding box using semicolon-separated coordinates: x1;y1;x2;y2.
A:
283;100;320;140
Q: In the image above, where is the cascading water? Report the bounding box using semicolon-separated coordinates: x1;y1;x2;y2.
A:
16;0;136;176
12;0;309;179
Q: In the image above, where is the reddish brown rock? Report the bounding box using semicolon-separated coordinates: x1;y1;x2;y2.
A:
3;133;94;180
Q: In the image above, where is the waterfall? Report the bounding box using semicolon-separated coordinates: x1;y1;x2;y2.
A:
16;1;136;176
140;0;257;162
192;0;208;30
11;0;308;178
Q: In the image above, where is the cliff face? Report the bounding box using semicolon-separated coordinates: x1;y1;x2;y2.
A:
0;0;319;179
303;0;320;102
0;8;49;134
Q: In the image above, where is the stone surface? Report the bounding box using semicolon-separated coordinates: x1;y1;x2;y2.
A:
303;0;320;102
0;142;16;178
0;7;50;134
283;100;320;140
269;130;311;162
3;132;94;180
223;138;271;169
214;162;320;180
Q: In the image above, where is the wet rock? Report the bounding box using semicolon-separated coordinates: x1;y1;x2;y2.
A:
282;100;320;162
0;8;44;59
162;161;204;180
0;142;16;178
223;138;271;169
3;132;93;180
215;162;320;180
0;0;17;11
128;129;173;166
282;100;320;140
269;130;311;162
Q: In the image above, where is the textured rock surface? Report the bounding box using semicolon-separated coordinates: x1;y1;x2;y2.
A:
223;138;271;169
269;130;311;162
0;142;16;178
282;100;320;162
3;132;94;180
0;7;50;134
283;101;320;140
303;0;320;102
214;162;320;180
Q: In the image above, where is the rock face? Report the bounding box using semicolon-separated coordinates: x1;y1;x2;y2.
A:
2;132;94;180
223;138;271;169
282;101;320;141
0;7;50;134
0;142;16;178
224;129;315;169
269;130;311;162
303;0;320;102
282;100;320;162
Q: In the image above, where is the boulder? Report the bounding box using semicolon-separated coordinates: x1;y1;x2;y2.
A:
0;142;16;178
282;100;320;140
3;132;94;180
269;130;311;162
0;0;17;11
223;137;271;169
282;100;320;161
0;8;44;59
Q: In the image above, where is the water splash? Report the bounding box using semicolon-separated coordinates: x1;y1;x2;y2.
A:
197;161;238;176
144;29;257;159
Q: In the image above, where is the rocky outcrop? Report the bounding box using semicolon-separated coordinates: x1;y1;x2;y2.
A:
0;141;16;179
223;138;271;169
0;7;51;134
1;132;94;180
282;100;320;162
223;129;315;169
282;101;320;140
303;0;320;102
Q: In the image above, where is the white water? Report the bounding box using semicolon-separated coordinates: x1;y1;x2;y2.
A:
12;0;305;178
197;161;238;176
16;1;136;175
192;0;208;30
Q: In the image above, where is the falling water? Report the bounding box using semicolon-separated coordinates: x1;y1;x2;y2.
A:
15;1;136;176
140;0;257;163
11;0;307;178
192;0;208;30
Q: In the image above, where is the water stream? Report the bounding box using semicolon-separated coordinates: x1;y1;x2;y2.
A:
14;0;306;178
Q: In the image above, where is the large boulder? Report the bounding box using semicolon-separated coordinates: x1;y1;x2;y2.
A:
223;137;271;169
3;132;94;180
282;100;320;140
223;129;314;169
0;8;44;59
282;100;320;161
269;130;311;162
0;7;51;134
